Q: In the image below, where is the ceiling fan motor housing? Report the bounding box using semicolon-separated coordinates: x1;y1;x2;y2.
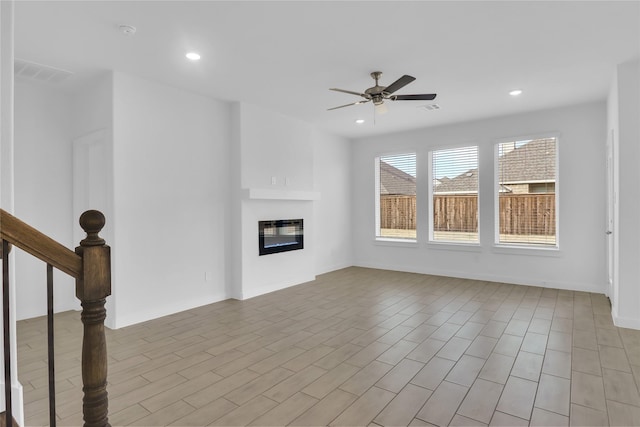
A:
371;94;385;105
366;71;386;104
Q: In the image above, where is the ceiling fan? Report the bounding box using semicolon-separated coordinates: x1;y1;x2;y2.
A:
328;71;437;111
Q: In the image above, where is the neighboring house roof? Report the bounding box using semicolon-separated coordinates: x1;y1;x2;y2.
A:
380;161;416;195
435;138;556;194
499;138;556;184
435;171;478;194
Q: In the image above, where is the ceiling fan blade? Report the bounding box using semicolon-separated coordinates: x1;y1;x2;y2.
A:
391;94;437;101
383;75;416;95
330;88;367;97
327;100;370;111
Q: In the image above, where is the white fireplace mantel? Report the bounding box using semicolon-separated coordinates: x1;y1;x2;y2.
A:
241;188;321;201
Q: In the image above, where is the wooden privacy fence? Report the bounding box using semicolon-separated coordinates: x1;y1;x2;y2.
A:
380;195;416;231
380;193;555;235
499;193;556;236
433;195;478;233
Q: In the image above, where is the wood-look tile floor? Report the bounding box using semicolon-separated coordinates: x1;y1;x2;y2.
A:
17;267;640;426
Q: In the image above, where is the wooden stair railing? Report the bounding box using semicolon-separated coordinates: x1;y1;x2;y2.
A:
0;209;111;427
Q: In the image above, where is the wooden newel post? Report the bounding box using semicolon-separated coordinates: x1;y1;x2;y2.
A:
75;210;111;427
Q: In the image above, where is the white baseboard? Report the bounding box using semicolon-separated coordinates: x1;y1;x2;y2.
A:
612;312;640;330
240;274;316;300
315;261;353;277
113;291;228;329
0;381;24;426
353;261;606;294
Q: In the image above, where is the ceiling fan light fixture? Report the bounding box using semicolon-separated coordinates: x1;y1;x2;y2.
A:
375;103;388;115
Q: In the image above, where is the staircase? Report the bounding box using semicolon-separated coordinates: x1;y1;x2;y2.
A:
0;209;111;427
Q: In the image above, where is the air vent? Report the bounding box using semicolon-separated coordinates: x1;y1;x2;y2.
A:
14;58;73;83
420;104;441;111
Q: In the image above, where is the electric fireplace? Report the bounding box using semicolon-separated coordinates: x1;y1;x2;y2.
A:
258;219;304;256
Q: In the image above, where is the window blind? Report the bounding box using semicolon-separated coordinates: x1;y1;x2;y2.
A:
376;153;417;239
497;137;557;246
431;146;479;243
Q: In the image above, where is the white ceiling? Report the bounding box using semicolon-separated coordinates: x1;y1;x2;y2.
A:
13;1;640;138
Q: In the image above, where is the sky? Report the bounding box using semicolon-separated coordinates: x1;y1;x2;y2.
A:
382;140;532;180
432;146;478;180
381;153;416;177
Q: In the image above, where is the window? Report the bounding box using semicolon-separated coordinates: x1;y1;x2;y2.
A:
496;137;557;246
430;146;479;243
375;153;416;240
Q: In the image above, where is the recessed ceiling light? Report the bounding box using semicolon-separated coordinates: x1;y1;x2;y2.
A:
186;52;201;61
509;89;523;96
355;119;365;124
420;104;441;111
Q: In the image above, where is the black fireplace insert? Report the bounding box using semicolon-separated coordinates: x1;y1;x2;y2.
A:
258;219;304;256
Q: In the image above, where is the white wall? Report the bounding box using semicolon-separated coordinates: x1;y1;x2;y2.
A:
111;72;231;328
352;101;607;293
232;103;317;299
240;103;314;191
70;73;113;140
12;73;118;322
69;72;116;326
13;82;77;319
607;66;620;319
0;0;14;213
230;102;353;298
608;59;640;329
229;103;242;299
313;129;353;274
1;2;25;423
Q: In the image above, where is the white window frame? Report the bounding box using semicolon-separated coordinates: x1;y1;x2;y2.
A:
493;134;560;251
374;151;418;243
428;144;480;246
